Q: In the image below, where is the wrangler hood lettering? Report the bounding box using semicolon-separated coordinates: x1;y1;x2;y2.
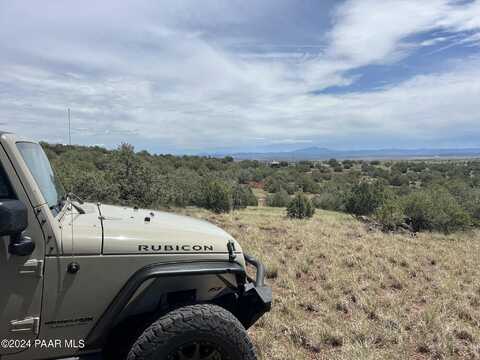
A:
98;204;238;255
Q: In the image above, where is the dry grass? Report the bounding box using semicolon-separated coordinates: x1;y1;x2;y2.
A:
181;206;480;360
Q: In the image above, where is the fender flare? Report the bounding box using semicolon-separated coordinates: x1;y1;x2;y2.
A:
85;260;246;349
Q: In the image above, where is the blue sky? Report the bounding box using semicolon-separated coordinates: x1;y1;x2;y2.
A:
1;0;480;154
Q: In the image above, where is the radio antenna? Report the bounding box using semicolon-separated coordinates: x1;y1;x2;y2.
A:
68;108;72;147
69;108;74;255
67;108;79;273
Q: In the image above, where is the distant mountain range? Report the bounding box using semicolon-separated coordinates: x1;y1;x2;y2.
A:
206;147;480;161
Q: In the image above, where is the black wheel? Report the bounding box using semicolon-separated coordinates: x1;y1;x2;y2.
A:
127;304;257;360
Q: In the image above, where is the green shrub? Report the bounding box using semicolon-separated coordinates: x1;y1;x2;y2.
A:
444;180;480;223
342;160;354;169
199;180;232;213
390;173;409;187
313;192;345;212
328;158;339;167
264;177;283;193
298;175;320;193
237;169;253;184
245;187;259;206
283;182;297;195
70;171;120;204
110;143;156;206
410;162;427;173
361;163;373;173
375;196;405;231
267;189;290;207
392;161;409;174
232;185;258;209
404;186;471;233
297;161;314;171
287;193;315;219
159;169;202;207
345;181;387;216
371;167;390;181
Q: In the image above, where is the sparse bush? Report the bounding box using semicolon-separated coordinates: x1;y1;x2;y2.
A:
345;181;387;216
392;161;409;174
69;171;120;203
342;160;355;169
390;173;409;187
287;193;315;219
316;163;331;172
267;189;290;207
245;187;259;206
298;175;320;193
297;161;314;171
371;167;390;181
283;182;297;195
404;186;471;233
198;180;232;213
375;196;405;231
327;158;339;168
311;170;323;182
159;169;202;207
232;184;257;209
264;177;283;193
410;162;427;173
444;180;480;223
237;169;253;184
313;192;345;212
361;162;372;173
111;143;156;206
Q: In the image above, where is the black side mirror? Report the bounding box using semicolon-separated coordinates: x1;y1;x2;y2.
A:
0;200;33;256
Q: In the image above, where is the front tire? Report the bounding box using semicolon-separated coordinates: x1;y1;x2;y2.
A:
127;304;257;360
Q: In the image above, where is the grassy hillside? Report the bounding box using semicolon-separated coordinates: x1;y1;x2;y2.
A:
181;206;480;360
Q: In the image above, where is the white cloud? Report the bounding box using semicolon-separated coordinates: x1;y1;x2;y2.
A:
0;0;479;151
327;0;446;65
420;37;449;47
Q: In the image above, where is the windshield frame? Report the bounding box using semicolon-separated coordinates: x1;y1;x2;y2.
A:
16;141;67;216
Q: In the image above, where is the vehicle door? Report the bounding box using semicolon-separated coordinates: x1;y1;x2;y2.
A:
0;144;45;355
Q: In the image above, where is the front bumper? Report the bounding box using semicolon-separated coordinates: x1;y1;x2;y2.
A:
237;254;272;329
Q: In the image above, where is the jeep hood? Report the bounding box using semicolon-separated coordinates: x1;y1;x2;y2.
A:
98;204;240;256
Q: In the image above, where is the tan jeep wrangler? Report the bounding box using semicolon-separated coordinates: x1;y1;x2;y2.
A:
0;131;271;360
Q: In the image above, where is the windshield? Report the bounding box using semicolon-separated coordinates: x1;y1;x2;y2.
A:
17;142;66;214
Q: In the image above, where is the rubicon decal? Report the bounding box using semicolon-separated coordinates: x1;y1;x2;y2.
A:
137;244;215;252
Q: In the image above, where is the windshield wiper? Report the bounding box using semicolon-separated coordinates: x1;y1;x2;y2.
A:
70;201;86;215
68;192;85;205
62;192;86;214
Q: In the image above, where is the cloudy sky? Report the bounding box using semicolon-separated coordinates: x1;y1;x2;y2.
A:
1;0;480;154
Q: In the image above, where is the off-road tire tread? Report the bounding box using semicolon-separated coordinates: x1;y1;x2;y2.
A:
127;304;256;360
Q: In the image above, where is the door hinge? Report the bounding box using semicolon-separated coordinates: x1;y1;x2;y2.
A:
10;317;40;335
19;259;44;278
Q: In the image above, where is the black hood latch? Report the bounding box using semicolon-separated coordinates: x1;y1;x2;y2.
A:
227;240;237;262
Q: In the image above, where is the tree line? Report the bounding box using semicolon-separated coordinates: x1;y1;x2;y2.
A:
43;142;480;232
